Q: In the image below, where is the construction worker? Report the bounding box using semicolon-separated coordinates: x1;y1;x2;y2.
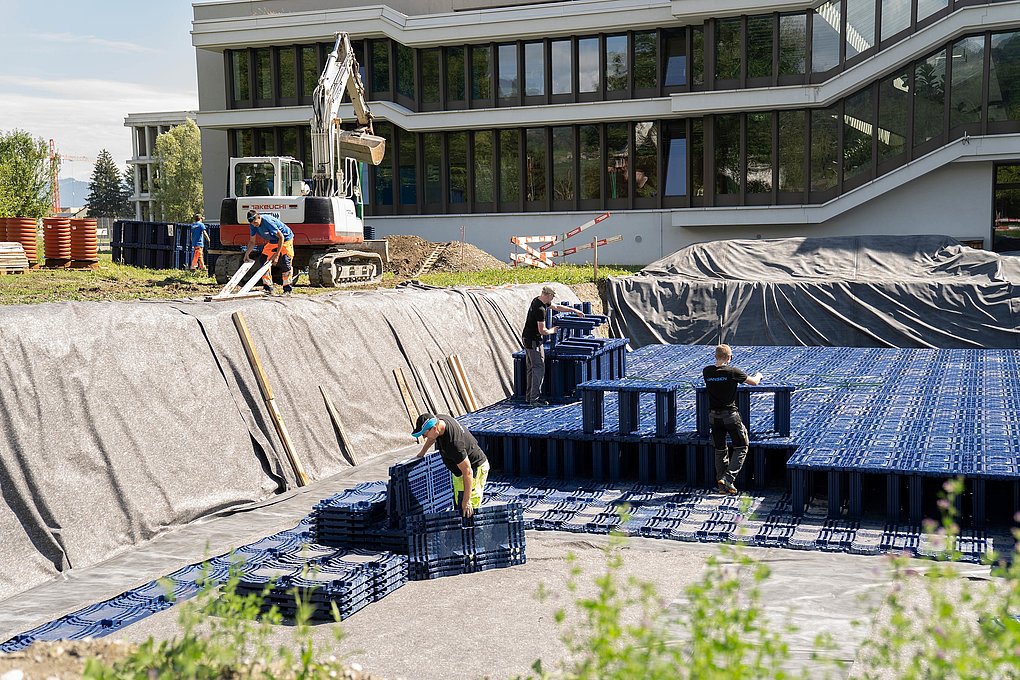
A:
244;209;295;295
189;213;209;273
412;413;489;518
703;344;762;495
522;285;584;407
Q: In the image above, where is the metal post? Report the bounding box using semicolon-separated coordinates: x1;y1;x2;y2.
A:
593;238;599;282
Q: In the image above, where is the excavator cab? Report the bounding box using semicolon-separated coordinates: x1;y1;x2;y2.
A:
230;157;307;198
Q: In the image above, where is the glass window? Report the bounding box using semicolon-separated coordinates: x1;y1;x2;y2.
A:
951;37;985;129
634;121;658;199
500;130;519;204
691;119;704;197
917;0;948;22
279;48;296;99
663;28;687;87
498;44;519;98
398;129;417;205
692;28;704;87
779;15;807;77
607;123;629;199
746;112;772;194
448;132;467;204
634;31;657;90
580;125;601;200
551;40;572;95
421;48;440;104
663;122;687;197
715;115;740;195
396;44;414;100
748;16;774;80
878;69;909;161
424;133;441;206
845;0;876;60
579;37;599;93
257;129;275;156
524;42;545;97
473;130;494;203
472;45;492;99
281;127;298;160
778;110;805;192
812;1;841;74
236;129;253;157
447;47;465;102
371;40;389;94
994;165;1020;252
914;49;946;147
373;122;393;206
525;128;546;201
989;32;1020;122
552;126;574;201
605;35;628;93
715;18;741;81
810;106;839;192
232;50;250;101
302;45;318;97
844;89;873;181
255;48;271;100
881;0;910;42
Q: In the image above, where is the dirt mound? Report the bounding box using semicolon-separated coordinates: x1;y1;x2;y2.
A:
385;235;508;278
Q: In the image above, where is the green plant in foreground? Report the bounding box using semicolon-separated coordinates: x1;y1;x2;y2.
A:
856;477;1020;679
82;566;349;679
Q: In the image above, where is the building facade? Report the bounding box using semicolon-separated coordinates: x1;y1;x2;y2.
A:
190;0;1020;263
124;111;197;221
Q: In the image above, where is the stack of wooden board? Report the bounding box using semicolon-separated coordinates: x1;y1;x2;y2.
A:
0;242;30;274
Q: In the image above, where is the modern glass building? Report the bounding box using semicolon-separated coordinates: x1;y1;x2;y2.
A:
124;111;197;221
190;0;1020;263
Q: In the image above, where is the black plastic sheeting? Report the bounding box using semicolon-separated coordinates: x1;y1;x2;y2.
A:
607;235;1020;349
0;283;569;603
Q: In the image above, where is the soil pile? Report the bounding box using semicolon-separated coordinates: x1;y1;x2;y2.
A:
385;235;508;278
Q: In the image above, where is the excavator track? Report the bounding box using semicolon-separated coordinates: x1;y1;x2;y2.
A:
308;249;383;287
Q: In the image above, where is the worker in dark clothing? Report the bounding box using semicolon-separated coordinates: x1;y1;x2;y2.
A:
244;210;295;295
413;413;490;517
703;344;762;495
521;285;584;407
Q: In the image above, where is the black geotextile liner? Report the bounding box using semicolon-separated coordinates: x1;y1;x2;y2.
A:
607;234;1020;349
0;283;565;602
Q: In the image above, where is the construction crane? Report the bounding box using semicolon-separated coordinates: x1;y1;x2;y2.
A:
216;32;387;290
49;139;91;214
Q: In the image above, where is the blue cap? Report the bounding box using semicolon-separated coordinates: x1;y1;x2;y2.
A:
412;414;438;438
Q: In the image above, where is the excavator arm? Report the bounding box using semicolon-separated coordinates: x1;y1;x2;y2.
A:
310;32;386;196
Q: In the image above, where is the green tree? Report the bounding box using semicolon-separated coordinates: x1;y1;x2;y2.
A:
86;150;129;218
152;119;203;223
0;129;54;218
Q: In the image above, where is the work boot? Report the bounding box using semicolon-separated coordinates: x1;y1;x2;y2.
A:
262;285;274;295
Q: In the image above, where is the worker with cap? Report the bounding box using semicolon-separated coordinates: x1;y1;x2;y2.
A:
189;213;210;273
521;285;584;407
412;413;489;518
244;209;296;295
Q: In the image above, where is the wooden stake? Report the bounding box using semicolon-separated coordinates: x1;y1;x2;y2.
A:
393;367;421;440
447;354;479;413
452;354;479;412
319;385;359;466
232;311;309;487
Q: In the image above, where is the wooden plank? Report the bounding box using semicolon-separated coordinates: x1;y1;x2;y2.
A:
232;311;310;487
440;359;467;416
447;355;475;413
319;385;359;466
393;367;422;441
408;362;438;415
452;353;480;412
431;361;462;416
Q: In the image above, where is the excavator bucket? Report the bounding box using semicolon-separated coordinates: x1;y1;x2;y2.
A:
337;131;386;165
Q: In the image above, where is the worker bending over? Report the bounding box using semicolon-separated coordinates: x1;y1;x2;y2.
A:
244;209;295;295
413;413;489;517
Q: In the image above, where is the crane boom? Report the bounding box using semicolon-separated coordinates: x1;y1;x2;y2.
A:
310;32;385;197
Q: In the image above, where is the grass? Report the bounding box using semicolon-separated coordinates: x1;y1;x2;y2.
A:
0;256;642;305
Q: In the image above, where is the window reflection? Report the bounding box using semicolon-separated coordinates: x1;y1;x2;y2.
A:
396;44;414;99
811;106;839;191
447;47;465;102
951;37;985;129
232;50;250;101
746;113;772;193
580;125;601;200
634;122;657;198
526;128;546;201
473;130;494;203
716;18;741;81
373;122;393;206
424;133;441;205
914;49;946;147
398;129;417;205
881;0;911;41
279;48;296;99
302;46;318;98
370;41;389;95
917;0;948;22
579;38;599;93
844;89;873;180
422;49;440;104
663;122;687;197
606;35;628;92
472;46;492;100
663;28;687;87
812;1;841;73
449;132;467;204
748;17;773;80
552;126;574;201
878;70;909;161
778;110;805;192
255;48;271;100
500;130;519;204
845;0;875;59
551;40;572;95
525;42;545;97
607;123;629;198
779;15;806;76
498;44;519;98
989;32;1020;122
634;32;657;90
715;115;740;195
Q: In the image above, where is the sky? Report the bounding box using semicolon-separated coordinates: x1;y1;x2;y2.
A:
0;0;201;179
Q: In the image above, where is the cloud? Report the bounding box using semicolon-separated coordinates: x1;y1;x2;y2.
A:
0;75;197;176
29;31;157;54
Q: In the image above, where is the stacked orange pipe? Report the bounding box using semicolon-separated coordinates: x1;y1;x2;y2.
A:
43;217;72;267
70;218;99;266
